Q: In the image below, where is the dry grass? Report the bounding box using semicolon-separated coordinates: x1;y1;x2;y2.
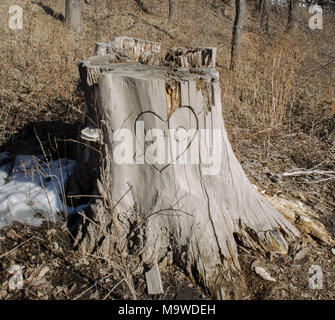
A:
0;1;333;134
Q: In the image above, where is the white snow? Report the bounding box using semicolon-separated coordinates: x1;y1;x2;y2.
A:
0;153;77;228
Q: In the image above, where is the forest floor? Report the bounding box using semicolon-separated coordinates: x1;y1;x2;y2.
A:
1;212;334;300
0;0;334;299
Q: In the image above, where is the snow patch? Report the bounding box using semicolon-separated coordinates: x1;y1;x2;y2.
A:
0;153;76;228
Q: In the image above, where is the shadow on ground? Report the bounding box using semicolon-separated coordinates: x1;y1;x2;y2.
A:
33;1;64;22
0;120;79;160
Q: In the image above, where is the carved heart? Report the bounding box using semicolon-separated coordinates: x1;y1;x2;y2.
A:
134;106;199;172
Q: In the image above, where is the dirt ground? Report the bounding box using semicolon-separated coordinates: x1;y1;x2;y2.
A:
0;210;335;300
0;222;208;300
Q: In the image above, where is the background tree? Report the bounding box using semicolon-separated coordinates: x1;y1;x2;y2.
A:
259;0;271;34
169;0;178;22
230;0;246;71
65;0;81;33
287;0;299;31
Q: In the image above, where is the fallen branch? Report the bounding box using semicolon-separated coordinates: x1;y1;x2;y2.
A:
298;176;335;184
281;169;335;177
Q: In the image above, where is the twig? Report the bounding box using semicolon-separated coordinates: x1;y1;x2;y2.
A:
73;273;112;300
112;186;133;210
103;279;125;300
281;169;335;177
127;13;174;39
0;237;34;259
249;124;281;137
146;207;193;220
67;194;104;199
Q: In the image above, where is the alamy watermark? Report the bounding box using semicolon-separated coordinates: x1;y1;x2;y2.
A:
112;121;222;176
309;5;323;30
6;4;323;31
8;5;23;30
8;265;24;290
308;265;323;290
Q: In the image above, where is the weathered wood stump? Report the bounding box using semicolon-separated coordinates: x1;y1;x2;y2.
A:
74;37;299;299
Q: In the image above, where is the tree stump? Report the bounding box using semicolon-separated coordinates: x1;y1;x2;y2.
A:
74;37;299;299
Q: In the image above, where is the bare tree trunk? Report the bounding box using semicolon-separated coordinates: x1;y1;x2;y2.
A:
287;0;299;31
168;0;178;22
65;0;81;33
75;37;299;299
230;0;246;71
259;0;271;34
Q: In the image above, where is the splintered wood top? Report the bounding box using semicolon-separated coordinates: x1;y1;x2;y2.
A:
79;57;218;87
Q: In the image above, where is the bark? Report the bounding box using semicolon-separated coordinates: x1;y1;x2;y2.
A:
165;47;216;68
259;0;271;34
74;37;299;299
168;0;178;22
287;0;299;31
65;0;81;33
230;0;246;71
